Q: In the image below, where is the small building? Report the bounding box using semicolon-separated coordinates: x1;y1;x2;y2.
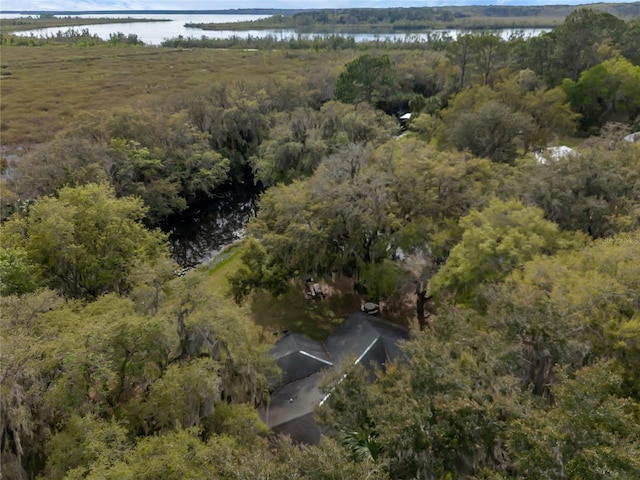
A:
260;312;409;444
399;112;412;131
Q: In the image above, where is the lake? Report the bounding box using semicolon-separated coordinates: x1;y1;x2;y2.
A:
5;13;547;45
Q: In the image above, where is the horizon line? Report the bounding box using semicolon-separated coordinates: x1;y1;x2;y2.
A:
3;1;638;13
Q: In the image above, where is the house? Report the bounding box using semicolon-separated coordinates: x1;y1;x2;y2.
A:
260;312;409;444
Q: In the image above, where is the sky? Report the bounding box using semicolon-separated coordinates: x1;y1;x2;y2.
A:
0;0;635;11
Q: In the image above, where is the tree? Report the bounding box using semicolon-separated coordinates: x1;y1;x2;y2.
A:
494;72;578;151
383;139;516;260
77;429;380;480
250;143;402;281
11;107;232;224
79;428;220;480
108;138;186;223
251;108;327;186
145;359;221;432
563;58;640;131
0;246;44;296
227;238;289;304
520;142;640;238
516;33;556;85
440;74;577;160
249;138;514;291
443;97;534;164
394;50;448;99
469;33;505;87
621;17;640;65
430;198;583;307
446;34;475;91
1;269;279;478
552;8;626;82
519;84;577;151
200;84;272;172
317;305;520;479
43;415;128;480
335;54;398;105
10;137;111;201
1;183;168;299
0;290;61;480
104;109;231;214
37;295;171;425
488;233;640;399
319;101;396;146
507;364;640;479
170;271;277;406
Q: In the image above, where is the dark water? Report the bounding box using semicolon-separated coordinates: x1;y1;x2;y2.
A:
161;183;260;268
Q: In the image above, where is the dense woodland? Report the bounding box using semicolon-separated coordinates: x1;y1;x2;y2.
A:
192;2;640;30
1;7;640;480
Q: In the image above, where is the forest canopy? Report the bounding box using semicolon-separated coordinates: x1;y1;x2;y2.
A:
1;7;640;480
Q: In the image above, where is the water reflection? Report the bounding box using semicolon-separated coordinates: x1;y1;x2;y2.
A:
161;183;260;268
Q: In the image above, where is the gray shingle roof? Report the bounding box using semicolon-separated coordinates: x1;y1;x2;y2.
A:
261;312;409;443
270;333;332;385
263;372;325;443
326;312;410;369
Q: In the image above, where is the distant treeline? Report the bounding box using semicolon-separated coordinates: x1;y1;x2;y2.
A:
1;9;307;15
194;2;640;31
0;16;167;34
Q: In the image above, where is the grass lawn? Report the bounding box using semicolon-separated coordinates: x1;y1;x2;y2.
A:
250;289;361;342
201;243;244;296
202;244;361;342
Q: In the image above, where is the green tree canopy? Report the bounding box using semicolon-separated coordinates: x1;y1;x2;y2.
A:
563;57;640;131
1;269;278;479
488;232;640;398
249;138;514;291
0;246;44;296
317;305;520;479
12;107;231;223
439;76;577;162
552;8;626;82
335;54;398;105
430;198;584;307
508;364;640;479
1;183;168;299
519;142;640;238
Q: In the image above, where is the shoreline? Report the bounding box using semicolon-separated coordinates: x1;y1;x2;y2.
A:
0;17;170;33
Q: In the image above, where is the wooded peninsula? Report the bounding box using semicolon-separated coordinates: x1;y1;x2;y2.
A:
1;6;640;480
191;2;640;30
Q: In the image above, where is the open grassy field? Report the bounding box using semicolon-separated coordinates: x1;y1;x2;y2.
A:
0;45;349;146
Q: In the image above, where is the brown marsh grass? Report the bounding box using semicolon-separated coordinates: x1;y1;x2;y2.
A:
0;45;351;145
